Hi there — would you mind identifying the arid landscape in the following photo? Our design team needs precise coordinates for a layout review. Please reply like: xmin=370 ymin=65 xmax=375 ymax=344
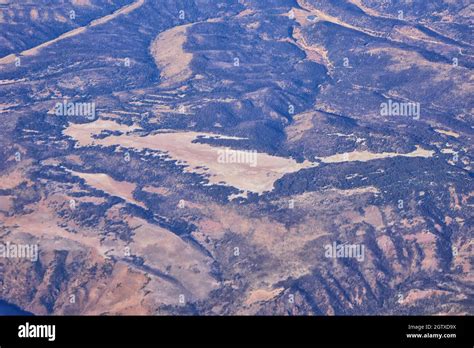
xmin=0 ymin=0 xmax=472 ymax=315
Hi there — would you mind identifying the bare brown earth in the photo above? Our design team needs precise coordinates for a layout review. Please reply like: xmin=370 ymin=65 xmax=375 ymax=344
xmin=68 ymin=169 xmax=146 ymax=209
xmin=63 ymin=119 xmax=436 ymax=194
xmin=316 ymin=145 xmax=434 ymax=163
xmin=244 ymin=287 xmax=285 ymax=306
xmin=434 ymin=128 xmax=460 ymax=138
xmin=150 ymin=24 xmax=194 ymax=88
xmin=0 ymin=188 xmax=218 ymax=313
xmin=0 ymin=0 xmax=471 ymax=317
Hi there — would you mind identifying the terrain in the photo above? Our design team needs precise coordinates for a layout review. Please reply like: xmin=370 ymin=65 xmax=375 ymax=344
xmin=0 ymin=0 xmax=472 ymax=315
